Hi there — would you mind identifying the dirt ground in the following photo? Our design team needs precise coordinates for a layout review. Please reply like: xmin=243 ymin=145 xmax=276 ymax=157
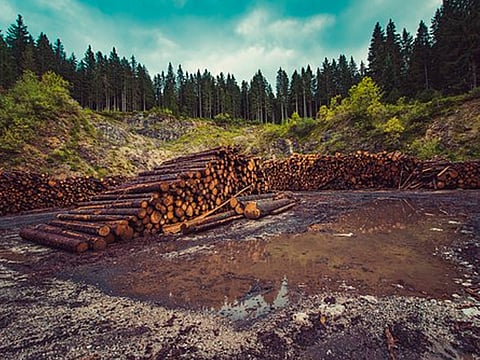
xmin=0 ymin=190 xmax=479 ymax=359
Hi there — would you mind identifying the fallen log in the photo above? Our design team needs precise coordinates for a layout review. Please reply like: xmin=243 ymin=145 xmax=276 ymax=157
xmin=182 ymin=214 xmax=244 ymax=234
xmin=48 ymin=219 xmax=111 ymax=237
xmin=244 ymin=198 xmax=297 ymax=220
xmin=56 ymin=213 xmax=131 ymax=222
xmin=20 ymin=227 xmax=89 ymax=253
xmin=35 ymin=224 xmax=107 ymax=251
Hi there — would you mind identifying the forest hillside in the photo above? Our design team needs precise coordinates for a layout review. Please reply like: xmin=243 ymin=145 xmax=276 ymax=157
xmin=1 ymin=72 xmax=479 ymax=177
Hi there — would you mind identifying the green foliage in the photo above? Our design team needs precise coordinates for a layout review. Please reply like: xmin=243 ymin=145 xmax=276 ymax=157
xmin=0 ymin=71 xmax=79 ymax=155
xmin=381 ymin=116 xmax=405 ymax=135
xmin=345 ymin=77 xmax=384 ymax=118
xmin=290 ymin=111 xmax=301 ymax=123
xmin=410 ymin=138 xmax=443 ymax=159
xmin=317 ymin=77 xmax=386 ymax=131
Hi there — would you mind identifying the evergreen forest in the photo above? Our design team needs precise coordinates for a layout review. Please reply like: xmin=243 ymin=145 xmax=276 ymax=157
xmin=0 ymin=0 xmax=478 ymax=124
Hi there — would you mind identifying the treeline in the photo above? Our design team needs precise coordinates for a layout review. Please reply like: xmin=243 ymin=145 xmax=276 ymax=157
xmin=0 ymin=0 xmax=478 ymax=122
xmin=368 ymin=0 xmax=480 ymax=100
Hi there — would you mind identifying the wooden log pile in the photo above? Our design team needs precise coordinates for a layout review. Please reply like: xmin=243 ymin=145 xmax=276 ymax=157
xmin=263 ymin=151 xmax=480 ymax=191
xmin=400 ymin=159 xmax=480 ymax=190
xmin=263 ymin=151 xmax=418 ymax=191
xmin=0 ymin=170 xmax=125 ymax=216
xmin=20 ymin=147 xmax=270 ymax=252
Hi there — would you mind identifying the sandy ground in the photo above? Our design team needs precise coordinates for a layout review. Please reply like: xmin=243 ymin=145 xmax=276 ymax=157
xmin=0 ymin=190 xmax=479 ymax=359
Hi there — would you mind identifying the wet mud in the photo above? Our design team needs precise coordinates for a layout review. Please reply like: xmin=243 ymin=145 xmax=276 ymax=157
xmin=1 ymin=190 xmax=479 ymax=359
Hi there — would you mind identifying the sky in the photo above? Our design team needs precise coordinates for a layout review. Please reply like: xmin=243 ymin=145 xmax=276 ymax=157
xmin=1 ymin=0 xmax=442 ymax=83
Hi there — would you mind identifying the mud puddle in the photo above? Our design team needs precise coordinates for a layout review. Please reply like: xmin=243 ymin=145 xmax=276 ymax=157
xmin=69 ymin=197 xmax=470 ymax=321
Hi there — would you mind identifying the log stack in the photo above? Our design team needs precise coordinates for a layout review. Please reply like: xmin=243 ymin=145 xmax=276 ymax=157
xmin=400 ymin=159 xmax=480 ymax=190
xmin=263 ymin=151 xmax=418 ymax=191
xmin=0 ymin=171 xmax=124 ymax=216
xmin=263 ymin=151 xmax=480 ymax=191
xmin=20 ymin=147 xmax=269 ymax=252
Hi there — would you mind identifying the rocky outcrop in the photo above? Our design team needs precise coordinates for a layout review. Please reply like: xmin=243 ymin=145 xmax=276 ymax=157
xmin=125 ymin=113 xmax=195 ymax=141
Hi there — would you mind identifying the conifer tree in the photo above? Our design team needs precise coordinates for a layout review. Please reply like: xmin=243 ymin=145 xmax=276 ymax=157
xmin=5 ymin=14 xmax=30 ymax=78
xmin=276 ymin=68 xmax=289 ymax=123
xmin=408 ymin=21 xmax=432 ymax=96
xmin=0 ymin=31 xmax=15 ymax=88
xmin=367 ymin=22 xmax=387 ymax=87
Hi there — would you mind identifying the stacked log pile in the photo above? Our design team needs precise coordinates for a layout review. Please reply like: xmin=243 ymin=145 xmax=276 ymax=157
xmin=263 ymin=151 xmax=418 ymax=191
xmin=263 ymin=151 xmax=480 ymax=191
xmin=0 ymin=171 xmax=124 ymax=216
xmin=400 ymin=159 xmax=480 ymax=190
xmin=20 ymin=147 xmax=271 ymax=252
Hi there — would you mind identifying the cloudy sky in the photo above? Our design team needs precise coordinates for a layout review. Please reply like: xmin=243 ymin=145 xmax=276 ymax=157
xmin=1 ymin=0 xmax=441 ymax=83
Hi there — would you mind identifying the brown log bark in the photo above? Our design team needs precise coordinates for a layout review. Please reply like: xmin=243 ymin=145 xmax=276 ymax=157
xmin=244 ymin=198 xmax=297 ymax=219
xmin=20 ymin=227 xmax=89 ymax=253
xmin=56 ymin=213 xmax=131 ymax=222
xmin=35 ymin=224 xmax=107 ymax=250
xmin=48 ymin=219 xmax=111 ymax=237
xmin=182 ymin=214 xmax=244 ymax=234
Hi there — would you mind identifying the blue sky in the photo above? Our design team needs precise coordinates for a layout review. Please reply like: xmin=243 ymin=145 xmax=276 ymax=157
xmin=1 ymin=0 xmax=441 ymax=83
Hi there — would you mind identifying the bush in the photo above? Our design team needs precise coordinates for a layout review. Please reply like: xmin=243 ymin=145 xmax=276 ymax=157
xmin=0 ymin=71 xmax=79 ymax=154
xmin=410 ymin=138 xmax=443 ymax=159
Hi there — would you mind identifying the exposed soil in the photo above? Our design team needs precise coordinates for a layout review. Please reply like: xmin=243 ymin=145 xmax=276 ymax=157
xmin=0 ymin=190 xmax=479 ymax=359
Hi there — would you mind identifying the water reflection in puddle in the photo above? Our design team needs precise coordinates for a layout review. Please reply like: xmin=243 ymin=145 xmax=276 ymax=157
xmin=219 ymin=276 xmax=289 ymax=321
xmin=74 ymin=198 xmax=468 ymax=320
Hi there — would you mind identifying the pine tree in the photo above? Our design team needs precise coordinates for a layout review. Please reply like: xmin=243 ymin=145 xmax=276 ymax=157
xmin=250 ymin=70 xmax=267 ymax=122
xmin=183 ymin=73 xmax=197 ymax=117
xmin=408 ymin=21 xmax=433 ymax=96
xmin=240 ymin=80 xmax=249 ymax=120
xmin=0 ymin=31 xmax=15 ymax=88
xmin=316 ymin=58 xmax=334 ymax=106
xmin=400 ymin=28 xmax=414 ymax=93
xmin=163 ymin=62 xmax=177 ymax=113
xmin=80 ymin=45 xmax=96 ymax=108
xmin=21 ymin=36 xmax=36 ymax=74
xmin=137 ymin=64 xmax=154 ymax=111
xmin=5 ymin=14 xmax=30 ymax=78
xmin=432 ymin=0 xmax=480 ymax=92
xmin=176 ymin=64 xmax=186 ymax=115
xmin=276 ymin=68 xmax=289 ymax=123
xmin=289 ymin=70 xmax=302 ymax=116
xmin=384 ymin=19 xmax=402 ymax=100
xmin=367 ymin=22 xmax=387 ymax=87
xmin=225 ymin=74 xmax=241 ymax=119
xmin=336 ymin=55 xmax=351 ymax=97
xmin=35 ymin=32 xmax=55 ymax=75
xmin=301 ymin=65 xmax=314 ymax=117
xmin=108 ymin=47 xmax=122 ymax=110
xmin=53 ymin=38 xmax=67 ymax=74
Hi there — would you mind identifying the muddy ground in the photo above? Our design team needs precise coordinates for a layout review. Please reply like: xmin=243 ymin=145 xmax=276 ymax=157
xmin=0 ymin=190 xmax=479 ymax=359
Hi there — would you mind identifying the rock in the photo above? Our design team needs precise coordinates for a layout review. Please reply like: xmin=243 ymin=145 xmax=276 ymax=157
xmin=292 ymin=312 xmax=311 ymax=326
xmin=462 ymin=307 xmax=480 ymax=318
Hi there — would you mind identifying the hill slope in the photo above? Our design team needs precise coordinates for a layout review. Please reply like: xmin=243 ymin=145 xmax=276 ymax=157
xmin=1 ymin=73 xmax=479 ymax=177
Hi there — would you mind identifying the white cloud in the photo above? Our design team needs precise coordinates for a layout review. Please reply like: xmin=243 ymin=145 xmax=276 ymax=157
xmin=235 ymin=7 xmax=335 ymax=48
xmin=184 ymin=44 xmax=298 ymax=83
xmin=4 ymin=0 xmax=178 ymax=70
xmin=0 ymin=1 xmax=17 ymax=27
xmin=2 ymin=0 xmax=445 ymax=84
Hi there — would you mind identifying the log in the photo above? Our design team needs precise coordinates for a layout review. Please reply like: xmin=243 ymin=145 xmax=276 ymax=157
xmin=48 ymin=220 xmax=111 ymax=237
xmin=67 ymin=208 xmax=141 ymax=216
xmin=20 ymin=227 xmax=89 ymax=253
xmin=56 ymin=213 xmax=131 ymax=222
xmin=35 ymin=224 xmax=107 ymax=251
xmin=90 ymin=193 xmax=155 ymax=201
xmin=182 ymin=214 xmax=244 ymax=234
xmin=244 ymin=198 xmax=297 ymax=220
xmin=75 ymin=199 xmax=150 ymax=210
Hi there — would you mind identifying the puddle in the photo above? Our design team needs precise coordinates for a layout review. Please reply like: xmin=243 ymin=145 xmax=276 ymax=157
xmin=71 ymin=198 xmax=467 ymax=320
